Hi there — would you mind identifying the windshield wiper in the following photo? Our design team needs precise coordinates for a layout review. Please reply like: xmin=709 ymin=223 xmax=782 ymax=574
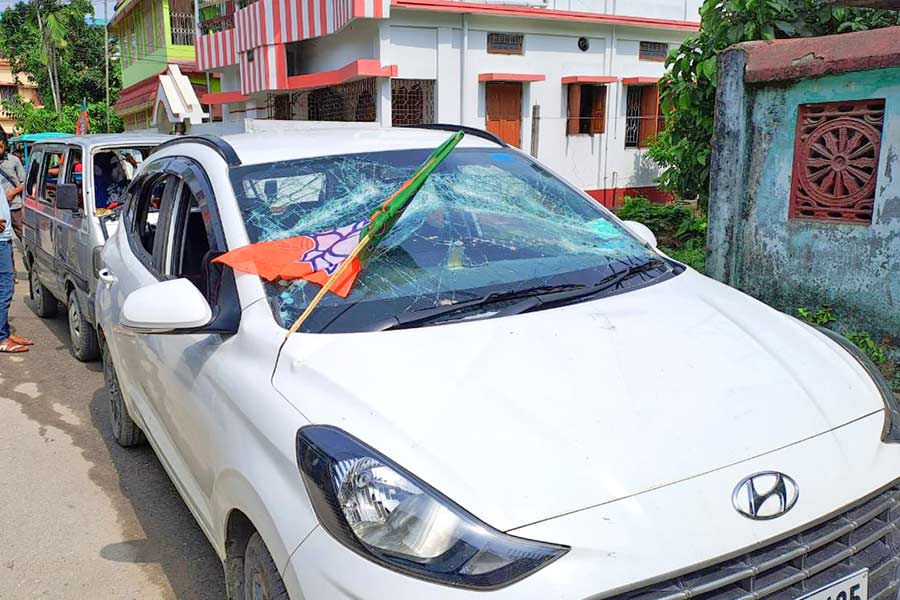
xmin=374 ymin=259 xmax=668 ymax=331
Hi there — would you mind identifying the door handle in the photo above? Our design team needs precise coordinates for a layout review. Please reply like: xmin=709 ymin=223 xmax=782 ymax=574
xmin=98 ymin=268 xmax=118 ymax=287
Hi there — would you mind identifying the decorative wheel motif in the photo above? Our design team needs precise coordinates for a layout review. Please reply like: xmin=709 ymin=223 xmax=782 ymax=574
xmin=790 ymin=100 xmax=884 ymax=224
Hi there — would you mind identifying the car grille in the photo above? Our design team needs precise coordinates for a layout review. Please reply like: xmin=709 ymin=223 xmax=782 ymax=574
xmin=620 ymin=483 xmax=900 ymax=600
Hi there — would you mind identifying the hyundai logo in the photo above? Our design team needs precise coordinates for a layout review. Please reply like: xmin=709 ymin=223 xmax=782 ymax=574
xmin=732 ymin=472 xmax=799 ymax=520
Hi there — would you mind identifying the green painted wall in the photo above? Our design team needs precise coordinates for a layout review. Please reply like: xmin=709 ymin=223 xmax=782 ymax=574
xmin=708 ymin=56 xmax=900 ymax=339
xmin=113 ymin=0 xmax=197 ymax=89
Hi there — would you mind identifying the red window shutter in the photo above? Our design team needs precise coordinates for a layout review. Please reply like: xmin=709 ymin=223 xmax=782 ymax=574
xmin=589 ymin=86 xmax=606 ymax=135
xmin=638 ymin=86 xmax=660 ymax=147
xmin=567 ymin=84 xmax=581 ymax=135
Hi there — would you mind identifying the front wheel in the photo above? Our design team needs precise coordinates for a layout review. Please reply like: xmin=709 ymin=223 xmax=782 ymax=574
xmin=68 ymin=291 xmax=99 ymax=362
xmin=243 ymin=533 xmax=289 ymax=600
xmin=29 ymin=268 xmax=57 ymax=318
xmin=102 ymin=341 xmax=145 ymax=447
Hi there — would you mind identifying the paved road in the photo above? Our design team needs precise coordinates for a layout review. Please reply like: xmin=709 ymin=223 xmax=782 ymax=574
xmin=0 ymin=250 xmax=226 ymax=599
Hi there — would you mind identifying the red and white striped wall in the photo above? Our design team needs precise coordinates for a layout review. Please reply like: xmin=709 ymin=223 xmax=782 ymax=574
xmin=196 ymin=0 xmax=390 ymax=94
xmin=196 ymin=29 xmax=237 ymax=71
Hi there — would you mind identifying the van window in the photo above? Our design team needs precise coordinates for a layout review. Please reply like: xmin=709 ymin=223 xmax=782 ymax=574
xmin=64 ymin=148 xmax=84 ymax=210
xmin=39 ymin=150 xmax=65 ymax=205
xmin=25 ymin=150 xmax=43 ymax=198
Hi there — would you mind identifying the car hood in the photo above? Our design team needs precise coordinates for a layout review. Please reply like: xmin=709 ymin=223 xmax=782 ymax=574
xmin=273 ymin=270 xmax=884 ymax=531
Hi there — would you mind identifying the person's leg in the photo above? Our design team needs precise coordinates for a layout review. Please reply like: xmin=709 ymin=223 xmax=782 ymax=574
xmin=0 ymin=241 xmax=12 ymax=341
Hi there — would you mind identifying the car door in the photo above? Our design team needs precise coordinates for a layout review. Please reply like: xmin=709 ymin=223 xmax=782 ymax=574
xmin=102 ymin=157 xmax=234 ymax=534
xmin=100 ymin=161 xmax=183 ymax=481
xmin=36 ymin=146 xmax=67 ymax=299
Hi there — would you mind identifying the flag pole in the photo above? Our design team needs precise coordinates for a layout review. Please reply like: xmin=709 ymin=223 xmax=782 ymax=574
xmin=285 ymin=232 xmax=372 ymax=338
xmin=283 ymin=130 xmax=465 ymax=338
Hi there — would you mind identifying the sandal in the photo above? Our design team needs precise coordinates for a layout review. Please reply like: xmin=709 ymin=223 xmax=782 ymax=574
xmin=8 ymin=334 xmax=33 ymax=346
xmin=0 ymin=338 xmax=29 ymax=353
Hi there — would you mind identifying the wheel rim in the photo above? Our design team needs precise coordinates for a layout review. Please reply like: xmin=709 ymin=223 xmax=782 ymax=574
xmin=69 ymin=299 xmax=81 ymax=344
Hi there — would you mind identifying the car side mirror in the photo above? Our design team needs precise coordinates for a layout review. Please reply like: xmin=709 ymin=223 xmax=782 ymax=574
xmin=121 ymin=278 xmax=213 ymax=334
xmin=622 ymin=220 xmax=658 ymax=248
xmin=56 ymin=182 xmax=80 ymax=211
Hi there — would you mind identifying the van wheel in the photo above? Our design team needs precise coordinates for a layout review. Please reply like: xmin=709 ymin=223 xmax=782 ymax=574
xmin=68 ymin=290 xmax=100 ymax=362
xmin=243 ymin=533 xmax=289 ymax=600
xmin=102 ymin=342 xmax=145 ymax=447
xmin=29 ymin=268 xmax=57 ymax=318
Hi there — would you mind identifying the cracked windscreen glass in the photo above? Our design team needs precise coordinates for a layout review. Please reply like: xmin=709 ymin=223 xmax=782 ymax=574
xmin=230 ymin=147 xmax=666 ymax=333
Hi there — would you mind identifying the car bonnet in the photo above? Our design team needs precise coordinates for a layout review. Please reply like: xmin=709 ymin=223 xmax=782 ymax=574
xmin=273 ymin=270 xmax=885 ymax=531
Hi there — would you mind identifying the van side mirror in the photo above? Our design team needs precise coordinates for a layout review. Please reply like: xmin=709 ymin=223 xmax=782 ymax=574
xmin=56 ymin=182 xmax=80 ymax=211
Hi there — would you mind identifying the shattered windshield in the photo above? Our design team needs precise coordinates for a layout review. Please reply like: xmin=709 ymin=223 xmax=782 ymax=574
xmin=230 ymin=147 xmax=664 ymax=333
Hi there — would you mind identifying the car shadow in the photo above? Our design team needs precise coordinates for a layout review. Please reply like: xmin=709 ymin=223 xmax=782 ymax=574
xmin=89 ymin=388 xmax=226 ymax=599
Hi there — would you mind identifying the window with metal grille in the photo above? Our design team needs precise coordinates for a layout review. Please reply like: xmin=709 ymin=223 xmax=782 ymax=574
xmin=624 ymin=85 xmax=662 ymax=148
xmin=169 ymin=0 xmax=195 ymax=46
xmin=301 ymin=78 xmax=377 ymax=122
xmin=487 ymin=32 xmax=524 ymax=55
xmin=566 ymin=84 xmax=607 ymax=135
xmin=639 ymin=41 xmax=668 ymax=62
xmin=789 ymin=99 xmax=884 ymax=224
xmin=391 ymin=79 xmax=435 ymax=126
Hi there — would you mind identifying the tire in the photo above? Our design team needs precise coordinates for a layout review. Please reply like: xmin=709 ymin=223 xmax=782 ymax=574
xmin=29 ymin=267 xmax=58 ymax=318
xmin=243 ymin=533 xmax=289 ymax=600
xmin=102 ymin=341 xmax=145 ymax=447
xmin=68 ymin=290 xmax=100 ymax=362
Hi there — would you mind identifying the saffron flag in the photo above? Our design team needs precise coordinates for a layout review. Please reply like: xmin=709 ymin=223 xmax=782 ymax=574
xmin=214 ymin=130 xmax=465 ymax=298
xmin=75 ymin=99 xmax=89 ymax=135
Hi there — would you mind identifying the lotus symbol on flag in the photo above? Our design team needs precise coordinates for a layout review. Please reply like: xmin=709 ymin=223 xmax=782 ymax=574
xmin=300 ymin=219 xmax=367 ymax=275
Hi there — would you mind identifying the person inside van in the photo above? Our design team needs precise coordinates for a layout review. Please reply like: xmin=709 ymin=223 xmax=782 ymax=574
xmin=94 ymin=152 xmax=128 ymax=210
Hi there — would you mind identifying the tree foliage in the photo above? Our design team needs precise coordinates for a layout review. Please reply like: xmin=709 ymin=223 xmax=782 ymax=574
xmin=649 ymin=0 xmax=900 ymax=208
xmin=1 ymin=98 xmax=123 ymax=134
xmin=0 ymin=0 xmax=122 ymax=110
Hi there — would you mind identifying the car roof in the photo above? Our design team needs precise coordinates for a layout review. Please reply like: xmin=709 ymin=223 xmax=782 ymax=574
xmin=217 ymin=126 xmax=503 ymax=166
xmin=31 ymin=133 xmax=171 ymax=149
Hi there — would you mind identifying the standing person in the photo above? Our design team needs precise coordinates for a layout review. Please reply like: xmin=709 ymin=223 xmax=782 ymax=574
xmin=0 ymin=134 xmax=25 ymax=283
xmin=0 ymin=174 xmax=32 ymax=353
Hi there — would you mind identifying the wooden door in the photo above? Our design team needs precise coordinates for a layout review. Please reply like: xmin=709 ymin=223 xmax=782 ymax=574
xmin=486 ymin=82 xmax=522 ymax=148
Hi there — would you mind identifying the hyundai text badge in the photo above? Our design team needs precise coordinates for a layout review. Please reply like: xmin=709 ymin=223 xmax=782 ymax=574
xmin=732 ymin=471 xmax=799 ymax=520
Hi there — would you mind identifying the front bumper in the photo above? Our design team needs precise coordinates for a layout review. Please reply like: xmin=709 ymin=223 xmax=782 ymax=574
xmin=284 ymin=412 xmax=900 ymax=599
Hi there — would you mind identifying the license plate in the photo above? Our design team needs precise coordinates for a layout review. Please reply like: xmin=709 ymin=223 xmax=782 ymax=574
xmin=799 ymin=569 xmax=868 ymax=600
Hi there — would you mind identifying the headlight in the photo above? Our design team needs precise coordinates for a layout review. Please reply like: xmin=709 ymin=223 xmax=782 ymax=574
xmin=817 ymin=327 xmax=900 ymax=442
xmin=296 ymin=426 xmax=568 ymax=589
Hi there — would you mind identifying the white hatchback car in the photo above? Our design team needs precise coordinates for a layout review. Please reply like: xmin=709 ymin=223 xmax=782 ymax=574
xmin=95 ymin=127 xmax=900 ymax=600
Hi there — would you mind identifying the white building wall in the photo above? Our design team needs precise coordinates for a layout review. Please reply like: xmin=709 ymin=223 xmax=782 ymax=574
xmin=545 ymin=0 xmax=702 ymax=21
xmin=208 ymin=5 xmax=697 ymax=196
xmin=379 ymin=14 xmax=691 ymax=194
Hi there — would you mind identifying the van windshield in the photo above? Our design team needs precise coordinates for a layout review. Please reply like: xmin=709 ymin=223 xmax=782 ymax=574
xmin=93 ymin=147 xmax=152 ymax=213
xmin=230 ymin=147 xmax=669 ymax=333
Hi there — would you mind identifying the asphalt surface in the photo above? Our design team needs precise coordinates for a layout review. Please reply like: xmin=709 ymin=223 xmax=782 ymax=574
xmin=0 ymin=248 xmax=226 ymax=599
